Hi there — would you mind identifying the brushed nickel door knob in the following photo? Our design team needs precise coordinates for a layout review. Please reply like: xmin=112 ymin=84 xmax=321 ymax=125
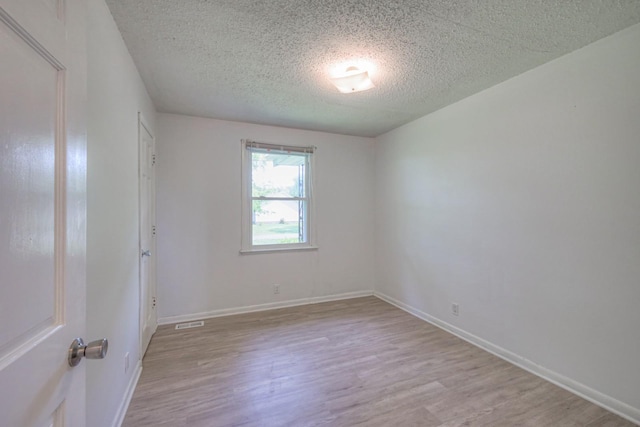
xmin=68 ymin=338 xmax=109 ymax=367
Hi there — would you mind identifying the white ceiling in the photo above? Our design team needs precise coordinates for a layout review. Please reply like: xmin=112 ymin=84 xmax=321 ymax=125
xmin=105 ymin=1 xmax=640 ymax=137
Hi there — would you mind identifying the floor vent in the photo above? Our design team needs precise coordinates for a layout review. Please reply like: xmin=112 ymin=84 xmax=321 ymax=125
xmin=175 ymin=320 xmax=204 ymax=330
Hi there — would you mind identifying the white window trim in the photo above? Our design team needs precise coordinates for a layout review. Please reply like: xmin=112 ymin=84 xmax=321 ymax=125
xmin=240 ymin=139 xmax=317 ymax=254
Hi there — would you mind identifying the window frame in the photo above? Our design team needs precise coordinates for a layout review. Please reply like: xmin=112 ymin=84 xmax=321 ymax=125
xmin=240 ymin=140 xmax=317 ymax=254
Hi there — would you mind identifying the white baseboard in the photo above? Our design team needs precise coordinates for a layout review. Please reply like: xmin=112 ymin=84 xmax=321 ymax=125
xmin=374 ymin=291 xmax=640 ymax=426
xmin=157 ymin=290 xmax=374 ymax=325
xmin=112 ymin=362 xmax=142 ymax=427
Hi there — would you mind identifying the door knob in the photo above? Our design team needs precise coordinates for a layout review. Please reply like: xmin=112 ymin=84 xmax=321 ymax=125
xmin=141 ymin=250 xmax=151 ymax=257
xmin=68 ymin=338 xmax=108 ymax=367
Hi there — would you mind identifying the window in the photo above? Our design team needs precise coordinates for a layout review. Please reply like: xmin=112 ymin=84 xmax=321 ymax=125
xmin=241 ymin=140 xmax=316 ymax=252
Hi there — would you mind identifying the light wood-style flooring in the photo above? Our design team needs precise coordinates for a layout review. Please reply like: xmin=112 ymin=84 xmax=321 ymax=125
xmin=123 ymin=297 xmax=636 ymax=426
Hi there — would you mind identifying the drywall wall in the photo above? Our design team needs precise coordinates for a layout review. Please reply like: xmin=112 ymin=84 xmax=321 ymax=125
xmin=375 ymin=23 xmax=640 ymax=421
xmin=86 ymin=0 xmax=156 ymax=425
xmin=156 ymin=114 xmax=375 ymax=321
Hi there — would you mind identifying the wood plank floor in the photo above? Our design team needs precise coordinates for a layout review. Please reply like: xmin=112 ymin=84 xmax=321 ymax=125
xmin=123 ymin=297 xmax=636 ymax=426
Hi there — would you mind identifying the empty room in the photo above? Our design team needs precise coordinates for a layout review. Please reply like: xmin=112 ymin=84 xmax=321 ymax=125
xmin=1 ymin=0 xmax=639 ymax=426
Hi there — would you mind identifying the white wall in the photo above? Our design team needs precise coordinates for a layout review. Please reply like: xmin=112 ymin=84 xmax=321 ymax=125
xmin=375 ymin=23 xmax=640 ymax=421
xmin=87 ymin=0 xmax=156 ymax=425
xmin=156 ymin=114 xmax=375 ymax=321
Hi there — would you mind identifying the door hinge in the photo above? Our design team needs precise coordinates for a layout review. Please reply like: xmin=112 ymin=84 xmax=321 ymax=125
xmin=152 ymin=225 xmax=157 ymax=236
xmin=152 ymin=297 xmax=157 ymax=308
xmin=152 ymin=154 xmax=156 ymax=166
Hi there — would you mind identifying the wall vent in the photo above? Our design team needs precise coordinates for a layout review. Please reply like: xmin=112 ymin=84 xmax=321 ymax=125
xmin=175 ymin=320 xmax=204 ymax=330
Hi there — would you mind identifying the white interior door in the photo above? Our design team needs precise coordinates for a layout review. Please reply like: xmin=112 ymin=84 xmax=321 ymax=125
xmin=139 ymin=114 xmax=157 ymax=356
xmin=0 ymin=0 xmax=87 ymax=426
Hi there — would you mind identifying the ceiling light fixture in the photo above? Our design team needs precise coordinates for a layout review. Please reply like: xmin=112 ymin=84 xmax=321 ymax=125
xmin=329 ymin=66 xmax=375 ymax=93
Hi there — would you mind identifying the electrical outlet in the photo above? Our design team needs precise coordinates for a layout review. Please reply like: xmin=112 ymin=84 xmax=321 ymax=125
xmin=124 ymin=352 xmax=130 ymax=374
xmin=452 ymin=303 xmax=459 ymax=316
xmin=273 ymin=284 xmax=280 ymax=295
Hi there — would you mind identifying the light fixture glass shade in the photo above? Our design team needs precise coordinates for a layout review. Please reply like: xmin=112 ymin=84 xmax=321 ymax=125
xmin=330 ymin=67 xmax=375 ymax=93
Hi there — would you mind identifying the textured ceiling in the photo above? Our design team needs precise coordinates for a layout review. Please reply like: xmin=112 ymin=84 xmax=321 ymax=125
xmin=105 ymin=0 xmax=640 ymax=137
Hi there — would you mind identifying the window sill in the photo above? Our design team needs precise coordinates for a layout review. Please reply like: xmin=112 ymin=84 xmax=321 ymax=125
xmin=240 ymin=246 xmax=319 ymax=255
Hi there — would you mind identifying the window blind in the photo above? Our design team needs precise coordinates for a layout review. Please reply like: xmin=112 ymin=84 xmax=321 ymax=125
xmin=243 ymin=139 xmax=315 ymax=154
